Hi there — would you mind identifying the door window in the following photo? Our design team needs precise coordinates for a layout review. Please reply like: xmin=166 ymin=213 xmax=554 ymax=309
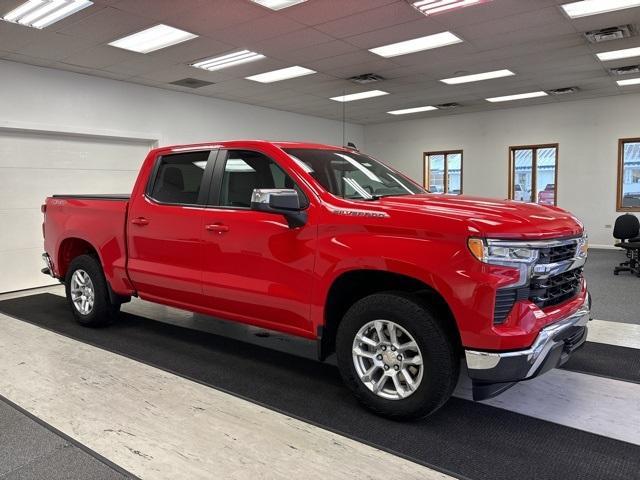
xmin=218 ymin=150 xmax=307 ymax=208
xmin=149 ymin=151 xmax=210 ymax=205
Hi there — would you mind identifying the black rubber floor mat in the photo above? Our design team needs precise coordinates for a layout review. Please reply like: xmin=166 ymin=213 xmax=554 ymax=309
xmin=1 ymin=293 xmax=639 ymax=480
xmin=562 ymin=341 xmax=640 ymax=384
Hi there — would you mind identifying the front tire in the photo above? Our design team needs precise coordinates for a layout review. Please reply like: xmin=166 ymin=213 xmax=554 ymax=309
xmin=65 ymin=254 xmax=119 ymax=327
xmin=336 ymin=292 xmax=459 ymax=419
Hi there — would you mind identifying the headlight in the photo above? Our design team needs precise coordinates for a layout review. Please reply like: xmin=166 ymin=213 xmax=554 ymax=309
xmin=468 ymin=238 xmax=539 ymax=288
xmin=467 ymin=238 xmax=538 ymax=265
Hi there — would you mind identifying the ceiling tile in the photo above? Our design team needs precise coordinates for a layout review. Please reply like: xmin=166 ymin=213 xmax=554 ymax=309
xmin=314 ymin=1 xmax=418 ymax=38
xmin=57 ymin=6 xmax=154 ymax=44
xmin=279 ymin=0 xmax=400 ymax=26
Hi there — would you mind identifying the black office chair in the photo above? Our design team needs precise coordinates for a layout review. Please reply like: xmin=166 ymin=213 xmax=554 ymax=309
xmin=613 ymin=214 xmax=640 ymax=276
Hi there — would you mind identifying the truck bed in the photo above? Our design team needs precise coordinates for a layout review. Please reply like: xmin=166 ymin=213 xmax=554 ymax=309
xmin=43 ymin=195 xmax=130 ymax=294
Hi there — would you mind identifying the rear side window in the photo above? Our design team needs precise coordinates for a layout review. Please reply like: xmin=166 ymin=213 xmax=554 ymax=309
xmin=149 ymin=151 xmax=210 ymax=205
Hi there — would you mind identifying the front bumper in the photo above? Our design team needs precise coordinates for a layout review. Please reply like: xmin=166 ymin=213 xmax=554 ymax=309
xmin=465 ymin=293 xmax=591 ymax=400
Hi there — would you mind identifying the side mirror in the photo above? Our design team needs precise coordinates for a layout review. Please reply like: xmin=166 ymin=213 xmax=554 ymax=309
xmin=250 ymin=189 xmax=307 ymax=228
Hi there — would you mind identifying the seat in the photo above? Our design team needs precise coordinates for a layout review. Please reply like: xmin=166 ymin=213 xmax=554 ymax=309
xmin=613 ymin=214 xmax=640 ymax=276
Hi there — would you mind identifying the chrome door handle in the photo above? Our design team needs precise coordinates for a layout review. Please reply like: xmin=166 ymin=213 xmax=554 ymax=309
xmin=205 ymin=223 xmax=229 ymax=234
xmin=131 ymin=217 xmax=149 ymax=226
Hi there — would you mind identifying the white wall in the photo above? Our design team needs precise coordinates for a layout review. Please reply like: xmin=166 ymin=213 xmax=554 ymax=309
xmin=0 ymin=59 xmax=363 ymax=149
xmin=364 ymin=95 xmax=640 ymax=247
xmin=0 ymin=59 xmax=363 ymax=291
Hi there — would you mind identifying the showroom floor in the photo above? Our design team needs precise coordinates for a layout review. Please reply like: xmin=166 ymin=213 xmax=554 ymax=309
xmin=0 ymin=249 xmax=638 ymax=480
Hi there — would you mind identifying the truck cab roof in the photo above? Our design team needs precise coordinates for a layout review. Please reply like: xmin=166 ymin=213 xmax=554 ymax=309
xmin=155 ymin=140 xmax=354 ymax=156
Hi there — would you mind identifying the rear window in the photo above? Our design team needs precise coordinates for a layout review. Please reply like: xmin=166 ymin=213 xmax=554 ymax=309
xmin=149 ymin=151 xmax=210 ymax=205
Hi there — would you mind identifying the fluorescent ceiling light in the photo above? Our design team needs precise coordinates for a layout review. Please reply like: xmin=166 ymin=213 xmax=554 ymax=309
xmin=596 ymin=46 xmax=640 ymax=61
xmin=618 ymin=77 xmax=640 ymax=86
xmin=330 ymin=90 xmax=389 ymax=102
xmin=192 ymin=50 xmax=265 ymax=72
xmin=246 ymin=66 xmax=316 ymax=83
xmin=109 ymin=24 xmax=198 ymax=54
xmin=561 ymin=0 xmax=640 ymax=18
xmin=388 ymin=105 xmax=437 ymax=115
xmin=411 ymin=0 xmax=491 ymax=16
xmin=250 ymin=0 xmax=307 ymax=10
xmin=369 ymin=31 xmax=463 ymax=58
xmin=2 ymin=0 xmax=92 ymax=29
xmin=486 ymin=91 xmax=548 ymax=102
xmin=441 ymin=69 xmax=515 ymax=84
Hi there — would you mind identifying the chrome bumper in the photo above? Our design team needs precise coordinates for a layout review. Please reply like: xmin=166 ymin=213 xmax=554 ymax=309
xmin=465 ymin=293 xmax=591 ymax=400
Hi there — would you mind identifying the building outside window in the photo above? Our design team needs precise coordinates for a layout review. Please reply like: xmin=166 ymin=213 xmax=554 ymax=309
xmin=424 ymin=150 xmax=463 ymax=194
xmin=509 ymin=144 xmax=558 ymax=205
xmin=618 ymin=139 xmax=640 ymax=211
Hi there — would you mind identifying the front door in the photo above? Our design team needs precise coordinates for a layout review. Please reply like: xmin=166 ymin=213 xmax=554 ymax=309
xmin=200 ymin=149 xmax=316 ymax=336
xmin=127 ymin=149 xmax=216 ymax=308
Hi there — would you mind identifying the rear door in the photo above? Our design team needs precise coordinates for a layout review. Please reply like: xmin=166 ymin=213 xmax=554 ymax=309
xmin=127 ymin=149 xmax=217 ymax=308
xmin=200 ymin=148 xmax=317 ymax=336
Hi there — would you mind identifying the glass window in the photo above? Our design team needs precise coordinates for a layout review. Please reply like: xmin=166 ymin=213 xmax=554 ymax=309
xmin=509 ymin=145 xmax=557 ymax=205
xmin=424 ymin=151 xmax=463 ymax=194
xmin=618 ymin=139 xmax=640 ymax=211
xmin=219 ymin=150 xmax=306 ymax=208
xmin=283 ymin=148 xmax=425 ymax=200
xmin=149 ymin=151 xmax=209 ymax=205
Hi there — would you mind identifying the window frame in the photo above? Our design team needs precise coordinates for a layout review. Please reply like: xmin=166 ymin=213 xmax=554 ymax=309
xmin=423 ymin=150 xmax=464 ymax=194
xmin=209 ymin=148 xmax=309 ymax=210
xmin=508 ymin=143 xmax=559 ymax=206
xmin=617 ymin=137 xmax=640 ymax=212
xmin=145 ymin=149 xmax=218 ymax=207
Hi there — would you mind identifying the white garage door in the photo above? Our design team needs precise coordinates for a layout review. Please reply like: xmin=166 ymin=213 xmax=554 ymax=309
xmin=0 ymin=130 xmax=154 ymax=293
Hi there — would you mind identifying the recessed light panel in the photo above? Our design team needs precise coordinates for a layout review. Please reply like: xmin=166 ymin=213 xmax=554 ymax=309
xmin=440 ymin=69 xmax=515 ymax=84
xmin=561 ymin=0 xmax=640 ymax=19
xmin=250 ymin=0 xmax=307 ymax=10
xmin=2 ymin=0 xmax=93 ymax=29
xmin=388 ymin=105 xmax=437 ymax=115
xmin=410 ymin=0 xmax=492 ymax=16
xmin=246 ymin=66 xmax=316 ymax=83
xmin=597 ymin=46 xmax=640 ymax=61
xmin=192 ymin=51 xmax=266 ymax=72
xmin=369 ymin=31 xmax=463 ymax=58
xmin=109 ymin=24 xmax=198 ymax=54
xmin=486 ymin=91 xmax=548 ymax=102
xmin=618 ymin=77 xmax=640 ymax=86
xmin=331 ymin=90 xmax=389 ymax=102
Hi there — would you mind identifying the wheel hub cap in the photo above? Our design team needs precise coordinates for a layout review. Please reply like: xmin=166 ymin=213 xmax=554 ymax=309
xmin=70 ymin=269 xmax=95 ymax=315
xmin=352 ymin=319 xmax=424 ymax=400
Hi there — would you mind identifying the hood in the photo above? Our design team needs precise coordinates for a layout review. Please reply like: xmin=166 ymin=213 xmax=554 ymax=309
xmin=375 ymin=194 xmax=583 ymax=240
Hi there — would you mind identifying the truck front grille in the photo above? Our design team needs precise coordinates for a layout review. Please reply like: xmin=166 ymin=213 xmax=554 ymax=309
xmin=493 ymin=268 xmax=583 ymax=324
xmin=529 ymin=268 xmax=583 ymax=309
xmin=537 ymin=242 xmax=577 ymax=264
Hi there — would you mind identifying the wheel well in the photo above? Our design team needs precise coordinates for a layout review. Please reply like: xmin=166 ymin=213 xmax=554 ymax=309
xmin=319 ymin=270 xmax=460 ymax=360
xmin=57 ymin=238 xmax=98 ymax=278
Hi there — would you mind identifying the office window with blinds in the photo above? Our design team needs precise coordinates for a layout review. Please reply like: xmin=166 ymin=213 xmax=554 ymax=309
xmin=509 ymin=144 xmax=558 ymax=205
xmin=424 ymin=150 xmax=463 ymax=194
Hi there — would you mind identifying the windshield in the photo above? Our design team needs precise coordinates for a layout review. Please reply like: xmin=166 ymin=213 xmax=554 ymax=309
xmin=283 ymin=148 xmax=426 ymax=200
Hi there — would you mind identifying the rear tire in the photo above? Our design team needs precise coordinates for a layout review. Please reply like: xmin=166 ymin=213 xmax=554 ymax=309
xmin=336 ymin=292 xmax=459 ymax=420
xmin=65 ymin=254 xmax=119 ymax=327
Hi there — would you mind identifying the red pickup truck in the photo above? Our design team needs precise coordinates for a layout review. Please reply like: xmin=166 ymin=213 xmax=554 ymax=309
xmin=42 ymin=140 xmax=590 ymax=419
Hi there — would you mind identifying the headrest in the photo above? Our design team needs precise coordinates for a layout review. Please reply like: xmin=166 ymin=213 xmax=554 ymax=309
xmin=163 ymin=166 xmax=184 ymax=190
